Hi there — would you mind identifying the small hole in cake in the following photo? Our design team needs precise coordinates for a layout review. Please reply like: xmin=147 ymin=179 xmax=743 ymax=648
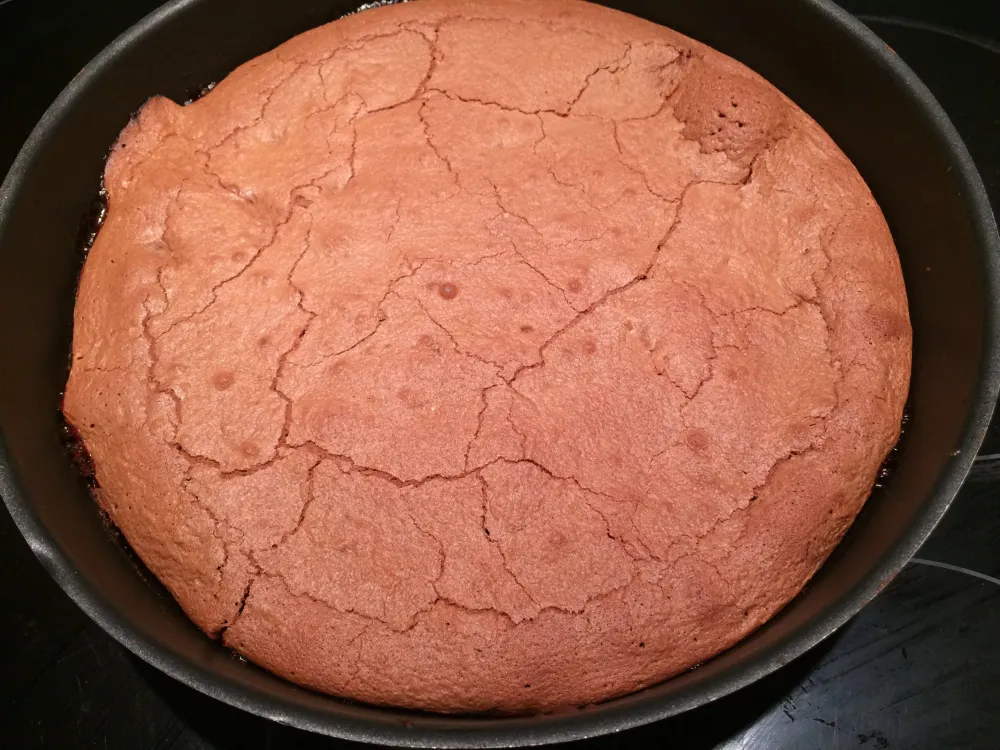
xmin=520 ymin=324 xmax=534 ymax=333
xmin=524 ymin=683 xmax=532 ymax=689
xmin=685 ymin=428 xmax=710 ymax=451
xmin=743 ymin=610 xmax=750 ymax=618
xmin=213 ymin=371 xmax=235 ymax=390
xmin=484 ymin=527 xmax=491 ymax=537
xmin=438 ymin=282 xmax=459 ymax=300
xmin=639 ymin=641 xmax=645 ymax=648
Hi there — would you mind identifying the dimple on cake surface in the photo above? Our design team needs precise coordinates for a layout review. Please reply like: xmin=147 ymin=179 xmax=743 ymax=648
xmin=63 ymin=0 xmax=911 ymax=713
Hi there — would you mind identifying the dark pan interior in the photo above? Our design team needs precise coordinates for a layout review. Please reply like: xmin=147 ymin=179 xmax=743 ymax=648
xmin=0 ymin=0 xmax=997 ymax=747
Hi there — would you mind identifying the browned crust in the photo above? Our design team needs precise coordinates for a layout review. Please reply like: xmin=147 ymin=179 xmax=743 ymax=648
xmin=63 ymin=0 xmax=911 ymax=713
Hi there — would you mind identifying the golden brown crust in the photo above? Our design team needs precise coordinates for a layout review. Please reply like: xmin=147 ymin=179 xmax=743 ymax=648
xmin=63 ymin=0 xmax=910 ymax=713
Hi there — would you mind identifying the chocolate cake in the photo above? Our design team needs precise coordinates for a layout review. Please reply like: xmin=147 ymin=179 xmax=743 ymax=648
xmin=63 ymin=0 xmax=911 ymax=713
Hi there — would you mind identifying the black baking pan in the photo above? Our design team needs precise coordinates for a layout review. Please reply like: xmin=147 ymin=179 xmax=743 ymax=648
xmin=1 ymin=0 xmax=998 ymax=746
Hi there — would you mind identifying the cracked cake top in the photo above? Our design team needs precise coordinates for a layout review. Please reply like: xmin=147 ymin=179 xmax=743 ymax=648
xmin=63 ymin=0 xmax=911 ymax=713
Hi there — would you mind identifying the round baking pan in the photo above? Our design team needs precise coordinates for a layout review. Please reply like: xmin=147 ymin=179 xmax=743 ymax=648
xmin=1 ymin=0 xmax=998 ymax=746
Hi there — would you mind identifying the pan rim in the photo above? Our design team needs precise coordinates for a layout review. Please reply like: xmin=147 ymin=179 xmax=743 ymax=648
xmin=1 ymin=0 xmax=998 ymax=746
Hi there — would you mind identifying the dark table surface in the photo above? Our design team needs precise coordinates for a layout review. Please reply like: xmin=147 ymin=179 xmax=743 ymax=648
xmin=1 ymin=0 xmax=999 ymax=748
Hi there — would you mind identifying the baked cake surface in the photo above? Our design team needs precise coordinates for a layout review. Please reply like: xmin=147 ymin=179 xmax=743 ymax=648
xmin=63 ymin=0 xmax=911 ymax=713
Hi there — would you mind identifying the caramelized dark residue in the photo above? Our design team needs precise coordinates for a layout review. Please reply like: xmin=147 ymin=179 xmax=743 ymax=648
xmin=60 ymin=178 xmax=108 ymax=492
xmin=873 ymin=401 xmax=911 ymax=491
xmin=60 ymin=422 xmax=98 ymax=490
xmin=182 ymin=81 xmax=217 ymax=106
xmin=75 ymin=180 xmax=108 ymax=261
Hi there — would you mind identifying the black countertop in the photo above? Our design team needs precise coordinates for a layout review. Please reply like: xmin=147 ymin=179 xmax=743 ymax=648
xmin=1 ymin=1 xmax=998 ymax=747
